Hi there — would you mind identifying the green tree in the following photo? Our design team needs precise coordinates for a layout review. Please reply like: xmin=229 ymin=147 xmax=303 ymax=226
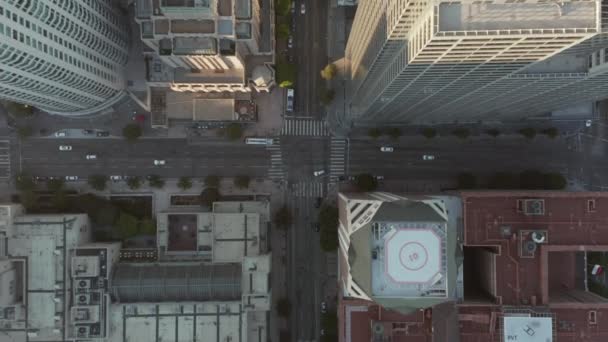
xmin=148 ymin=175 xmax=165 ymax=189
xmin=457 ymin=173 xmax=477 ymax=189
xmin=276 ymin=297 xmax=292 ymax=318
xmin=234 ymin=175 xmax=251 ymax=189
xmin=320 ymin=88 xmax=336 ymax=105
xmin=139 ymin=218 xmax=157 ymax=235
xmin=276 ymin=57 xmax=296 ymax=88
xmin=541 ymin=127 xmax=559 ymax=139
xmin=452 ymin=128 xmax=470 ymax=140
xmin=88 ymin=174 xmax=108 ymax=191
xmin=178 ymin=176 xmax=193 ymax=191
xmin=204 ymin=175 xmax=220 ymax=188
xmin=95 ymin=204 xmax=119 ymax=226
xmin=485 ymin=128 xmax=501 ymax=138
xmin=319 ymin=205 xmax=339 ymax=252
xmin=543 ymin=172 xmax=567 ymax=190
xmin=386 ymin=127 xmax=402 ymax=140
xmin=368 ymin=128 xmax=381 ymax=139
xmin=488 ymin=172 xmax=519 ymax=189
xmin=354 ymin=173 xmax=378 ymax=192
xmin=273 ymin=205 xmax=293 ymax=230
xmin=6 ymin=102 xmax=34 ymax=117
xmin=200 ymin=187 xmax=221 ymax=208
xmin=122 ymin=123 xmax=142 ymax=142
xmin=421 ymin=127 xmax=437 ymax=139
xmin=17 ymin=126 xmax=33 ymax=139
xmin=115 ymin=212 xmax=139 ymax=240
xmin=277 ymin=23 xmax=290 ymax=39
xmin=519 ymin=169 xmax=545 ymax=189
xmin=15 ymin=172 xmax=36 ymax=192
xmin=20 ymin=190 xmax=39 ymax=212
xmin=226 ymin=123 xmax=243 ymax=141
xmin=50 ymin=190 xmax=69 ymax=212
xmin=518 ymin=127 xmax=537 ymax=140
xmin=127 ymin=176 xmax=142 ymax=190
xmin=47 ymin=178 xmax=65 ymax=192
xmin=320 ymin=63 xmax=337 ymax=80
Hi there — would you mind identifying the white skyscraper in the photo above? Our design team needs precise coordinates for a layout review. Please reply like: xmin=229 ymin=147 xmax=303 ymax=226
xmin=345 ymin=0 xmax=608 ymax=124
xmin=0 ymin=0 xmax=129 ymax=116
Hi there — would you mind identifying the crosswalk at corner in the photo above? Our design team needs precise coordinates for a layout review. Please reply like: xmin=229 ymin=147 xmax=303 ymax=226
xmin=290 ymin=182 xmax=324 ymax=198
xmin=281 ymin=119 xmax=330 ymax=136
xmin=0 ymin=140 xmax=10 ymax=180
xmin=266 ymin=143 xmax=285 ymax=181
xmin=329 ymin=138 xmax=346 ymax=183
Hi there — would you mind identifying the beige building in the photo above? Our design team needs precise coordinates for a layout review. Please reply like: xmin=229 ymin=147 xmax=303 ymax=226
xmin=345 ymin=0 xmax=608 ymax=124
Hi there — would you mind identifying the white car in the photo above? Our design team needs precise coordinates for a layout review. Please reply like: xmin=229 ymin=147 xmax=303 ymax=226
xmin=54 ymin=131 xmax=67 ymax=137
xmin=313 ymin=170 xmax=325 ymax=177
xmin=65 ymin=176 xmax=78 ymax=181
xmin=85 ymin=154 xmax=97 ymax=160
xmin=321 ymin=302 xmax=327 ymax=313
xmin=59 ymin=145 xmax=72 ymax=151
xmin=380 ymin=146 xmax=394 ymax=152
xmin=154 ymin=160 xmax=166 ymax=166
xmin=586 ymin=119 xmax=592 ymax=127
xmin=375 ymin=175 xmax=384 ymax=180
xmin=422 ymin=155 xmax=435 ymax=161
xmin=287 ymin=36 xmax=293 ymax=49
xmin=300 ymin=3 xmax=305 ymax=14
xmin=110 ymin=175 xmax=122 ymax=182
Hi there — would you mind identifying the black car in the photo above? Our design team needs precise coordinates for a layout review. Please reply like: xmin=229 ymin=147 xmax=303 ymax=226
xmin=96 ymin=131 xmax=110 ymax=137
xmin=313 ymin=223 xmax=320 ymax=232
xmin=83 ymin=129 xmax=94 ymax=135
xmin=315 ymin=197 xmax=323 ymax=208
xmin=338 ymin=175 xmax=346 ymax=181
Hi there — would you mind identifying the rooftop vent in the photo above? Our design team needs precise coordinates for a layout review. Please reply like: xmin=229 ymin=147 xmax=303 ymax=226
xmin=531 ymin=231 xmax=547 ymax=244
xmin=524 ymin=199 xmax=545 ymax=216
xmin=76 ymin=326 xmax=90 ymax=338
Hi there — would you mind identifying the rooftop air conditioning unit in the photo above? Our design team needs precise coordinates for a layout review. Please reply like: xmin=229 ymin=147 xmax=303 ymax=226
xmin=76 ymin=326 xmax=90 ymax=338
xmin=524 ymin=199 xmax=545 ymax=216
xmin=531 ymin=231 xmax=547 ymax=244
xmin=76 ymin=294 xmax=90 ymax=305
xmin=77 ymin=279 xmax=91 ymax=290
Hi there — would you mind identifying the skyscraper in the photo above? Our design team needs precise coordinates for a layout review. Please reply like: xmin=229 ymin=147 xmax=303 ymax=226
xmin=0 ymin=0 xmax=129 ymax=116
xmin=345 ymin=0 xmax=608 ymax=124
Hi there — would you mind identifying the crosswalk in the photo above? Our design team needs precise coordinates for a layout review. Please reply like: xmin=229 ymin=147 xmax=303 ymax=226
xmin=0 ymin=140 xmax=10 ymax=180
xmin=329 ymin=138 xmax=346 ymax=182
xmin=290 ymin=182 xmax=324 ymax=198
xmin=281 ymin=119 xmax=330 ymax=136
xmin=266 ymin=143 xmax=285 ymax=181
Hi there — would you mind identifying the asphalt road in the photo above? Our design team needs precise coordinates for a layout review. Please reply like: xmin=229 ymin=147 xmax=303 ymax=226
xmin=281 ymin=136 xmax=329 ymax=182
xmin=19 ymin=137 xmax=271 ymax=179
xmin=294 ymin=0 xmax=328 ymax=119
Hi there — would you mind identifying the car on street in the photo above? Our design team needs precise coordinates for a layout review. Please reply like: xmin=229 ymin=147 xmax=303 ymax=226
xmin=291 ymin=1 xmax=295 ymax=13
xmin=287 ymin=36 xmax=293 ymax=49
xmin=320 ymin=329 xmax=325 ymax=336
xmin=313 ymin=222 xmax=320 ymax=232
xmin=300 ymin=3 xmax=305 ymax=14
xmin=321 ymin=301 xmax=327 ymax=313
xmin=286 ymin=89 xmax=294 ymax=112
xmin=375 ymin=175 xmax=384 ymax=180
xmin=85 ymin=154 xmax=97 ymax=160
xmin=422 ymin=155 xmax=435 ymax=161
xmin=96 ymin=131 xmax=110 ymax=137
xmin=154 ymin=159 xmax=166 ymax=166
xmin=315 ymin=197 xmax=322 ymax=208
xmin=338 ymin=175 xmax=346 ymax=181
xmin=110 ymin=175 xmax=122 ymax=182
xmin=54 ymin=131 xmax=67 ymax=137
xmin=313 ymin=170 xmax=325 ymax=177
xmin=83 ymin=129 xmax=94 ymax=135
xmin=65 ymin=176 xmax=78 ymax=181
xmin=348 ymin=175 xmax=356 ymax=181
xmin=586 ymin=119 xmax=592 ymax=127
xmin=380 ymin=146 xmax=394 ymax=152
xmin=59 ymin=145 xmax=72 ymax=151
xmin=34 ymin=176 xmax=47 ymax=182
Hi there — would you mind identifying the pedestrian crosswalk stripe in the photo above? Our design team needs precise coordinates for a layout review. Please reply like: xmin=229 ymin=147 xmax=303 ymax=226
xmin=0 ymin=140 xmax=10 ymax=180
xmin=328 ymin=138 xmax=345 ymax=184
xmin=290 ymin=182 xmax=324 ymax=197
xmin=266 ymin=142 xmax=285 ymax=181
xmin=281 ymin=119 xmax=330 ymax=136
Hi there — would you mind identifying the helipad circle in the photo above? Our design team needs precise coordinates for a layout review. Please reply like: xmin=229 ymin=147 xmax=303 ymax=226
xmin=399 ymin=242 xmax=428 ymax=271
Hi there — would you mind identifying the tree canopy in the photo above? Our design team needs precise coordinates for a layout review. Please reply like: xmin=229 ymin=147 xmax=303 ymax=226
xmin=226 ymin=123 xmax=243 ymax=141
xmin=320 ymin=63 xmax=337 ymax=80
xmin=148 ymin=175 xmax=165 ymax=189
xmin=234 ymin=175 xmax=251 ymax=189
xmin=127 ymin=176 xmax=142 ymax=190
xmin=457 ymin=173 xmax=477 ymax=189
xmin=88 ymin=174 xmax=108 ymax=191
xmin=368 ymin=128 xmax=381 ymax=139
xmin=421 ymin=127 xmax=437 ymax=139
xmin=354 ymin=173 xmax=378 ymax=192
xmin=273 ymin=205 xmax=293 ymax=230
xmin=452 ymin=128 xmax=470 ymax=140
xmin=204 ymin=175 xmax=220 ymax=188
xmin=122 ymin=123 xmax=142 ymax=142
xmin=319 ymin=205 xmax=339 ymax=252
xmin=178 ymin=176 xmax=193 ymax=191
xmin=200 ymin=187 xmax=221 ymax=208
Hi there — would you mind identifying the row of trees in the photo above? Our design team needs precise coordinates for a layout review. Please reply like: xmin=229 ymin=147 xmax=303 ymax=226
xmin=367 ymin=127 xmax=403 ymax=140
xmin=414 ymin=127 xmax=559 ymax=140
xmin=88 ymin=174 xmax=251 ymax=191
xmin=457 ymin=170 xmax=567 ymax=190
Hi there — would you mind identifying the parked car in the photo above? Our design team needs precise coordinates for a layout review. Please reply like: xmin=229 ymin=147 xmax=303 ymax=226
xmin=300 ymin=3 xmax=305 ymax=14
xmin=313 ymin=222 xmax=320 ymax=232
xmin=375 ymin=175 xmax=385 ymax=180
xmin=288 ymin=36 xmax=293 ymax=49
xmin=83 ymin=129 xmax=94 ymax=135
xmin=348 ymin=175 xmax=356 ymax=181
xmin=85 ymin=154 xmax=97 ymax=160
xmin=154 ymin=159 xmax=166 ymax=166
xmin=59 ymin=145 xmax=72 ymax=151
xmin=34 ymin=176 xmax=47 ymax=182
xmin=110 ymin=175 xmax=122 ymax=181
xmin=315 ymin=197 xmax=322 ymax=208
xmin=338 ymin=175 xmax=346 ymax=181
xmin=291 ymin=0 xmax=295 ymax=13
xmin=313 ymin=170 xmax=325 ymax=177
xmin=586 ymin=119 xmax=592 ymax=127
xmin=422 ymin=155 xmax=435 ymax=161
xmin=380 ymin=146 xmax=394 ymax=152
xmin=54 ymin=131 xmax=67 ymax=137
xmin=321 ymin=302 xmax=327 ymax=314
xmin=286 ymin=89 xmax=294 ymax=112
xmin=65 ymin=176 xmax=78 ymax=181
xmin=96 ymin=131 xmax=110 ymax=137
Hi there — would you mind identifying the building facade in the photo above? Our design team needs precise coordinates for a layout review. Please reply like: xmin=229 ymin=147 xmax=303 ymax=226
xmin=0 ymin=0 xmax=130 ymax=115
xmin=345 ymin=0 xmax=608 ymax=124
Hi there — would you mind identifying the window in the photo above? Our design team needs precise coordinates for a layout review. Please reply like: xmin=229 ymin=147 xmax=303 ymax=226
xmin=588 ymin=199 xmax=596 ymax=212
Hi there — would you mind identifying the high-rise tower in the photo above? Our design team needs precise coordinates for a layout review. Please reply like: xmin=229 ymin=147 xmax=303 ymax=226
xmin=345 ymin=0 xmax=608 ymax=124
xmin=0 ymin=0 xmax=129 ymax=115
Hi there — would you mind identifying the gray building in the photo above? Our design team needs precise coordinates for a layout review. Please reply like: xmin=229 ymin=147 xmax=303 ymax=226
xmin=0 ymin=0 xmax=130 ymax=115
xmin=345 ymin=0 xmax=608 ymax=124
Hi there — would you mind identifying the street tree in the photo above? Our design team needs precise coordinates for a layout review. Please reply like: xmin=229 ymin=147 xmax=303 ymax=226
xmin=204 ymin=175 xmax=220 ymax=187
xmin=88 ymin=174 xmax=108 ymax=191
xmin=320 ymin=63 xmax=337 ymax=80
xmin=47 ymin=178 xmax=65 ymax=192
xmin=319 ymin=205 xmax=339 ymax=252
xmin=200 ymin=187 xmax=221 ymax=208
xmin=234 ymin=175 xmax=251 ymax=189
xmin=139 ymin=218 xmax=157 ymax=235
xmin=50 ymin=190 xmax=69 ymax=212
xmin=543 ymin=172 xmax=566 ymax=190
xmin=17 ymin=126 xmax=33 ymax=139
xmin=122 ymin=123 xmax=142 ymax=142
xmin=6 ymin=102 xmax=34 ymax=117
xmin=20 ymin=190 xmax=39 ymax=212
xmin=276 ymin=297 xmax=292 ymax=318
xmin=518 ymin=127 xmax=537 ymax=140
xmin=15 ymin=172 xmax=36 ymax=192
xmin=452 ymin=128 xmax=470 ymax=140
xmin=148 ymin=175 xmax=165 ymax=189
xmin=541 ymin=127 xmax=559 ymax=139
xmin=386 ymin=127 xmax=402 ymax=140
xmin=127 ymin=176 xmax=142 ymax=190
xmin=519 ymin=169 xmax=545 ymax=189
xmin=115 ymin=212 xmax=139 ymax=240
xmin=485 ymin=129 xmax=500 ymax=138
xmin=277 ymin=23 xmax=290 ymax=39
xmin=354 ymin=173 xmax=377 ymax=192
xmin=421 ymin=127 xmax=437 ymax=139
xmin=488 ymin=172 xmax=519 ymax=189
xmin=457 ymin=173 xmax=477 ymax=189
xmin=320 ymin=88 xmax=336 ymax=105
xmin=273 ymin=205 xmax=293 ymax=230
xmin=368 ymin=128 xmax=381 ymax=139
xmin=178 ymin=176 xmax=193 ymax=191
xmin=226 ymin=123 xmax=243 ymax=141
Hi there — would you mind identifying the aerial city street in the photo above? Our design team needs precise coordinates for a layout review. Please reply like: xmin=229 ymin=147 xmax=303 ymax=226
xmin=2 ymin=0 xmax=608 ymax=342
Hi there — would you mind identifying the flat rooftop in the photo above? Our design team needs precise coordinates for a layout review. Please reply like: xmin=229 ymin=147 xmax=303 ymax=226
xmin=438 ymin=2 xmax=597 ymax=32
xmin=213 ymin=213 xmax=260 ymax=262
